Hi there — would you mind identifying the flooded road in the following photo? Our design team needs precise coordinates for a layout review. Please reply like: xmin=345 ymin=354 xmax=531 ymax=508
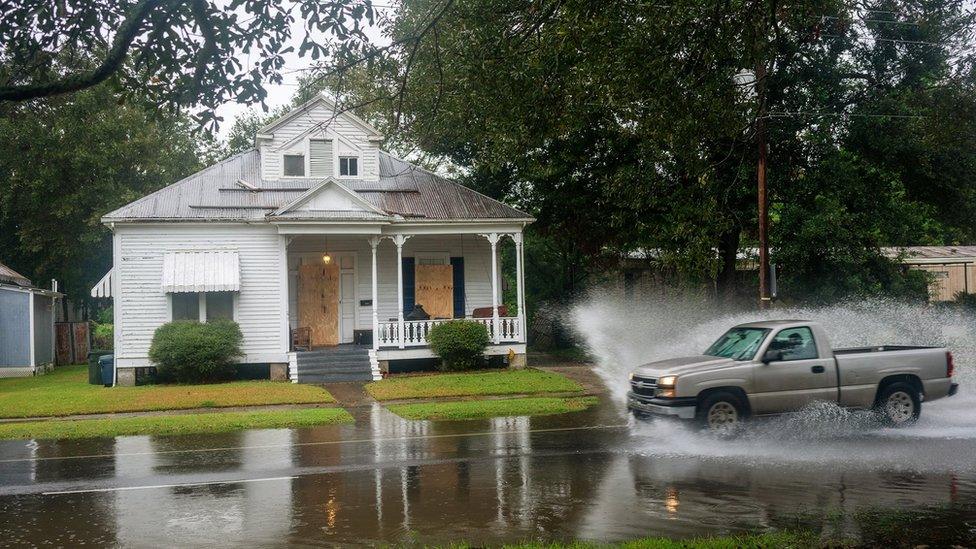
xmin=1 ymin=391 xmax=976 ymax=547
xmin=3 ymin=298 xmax=976 ymax=546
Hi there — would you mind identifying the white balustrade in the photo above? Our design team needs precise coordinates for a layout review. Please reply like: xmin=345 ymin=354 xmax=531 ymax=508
xmin=376 ymin=317 xmax=522 ymax=348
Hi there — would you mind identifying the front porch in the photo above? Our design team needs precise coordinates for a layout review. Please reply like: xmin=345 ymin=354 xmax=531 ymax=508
xmin=282 ymin=228 xmax=527 ymax=380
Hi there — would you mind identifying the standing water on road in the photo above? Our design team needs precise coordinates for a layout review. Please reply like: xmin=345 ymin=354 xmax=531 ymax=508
xmin=0 ymin=296 xmax=975 ymax=546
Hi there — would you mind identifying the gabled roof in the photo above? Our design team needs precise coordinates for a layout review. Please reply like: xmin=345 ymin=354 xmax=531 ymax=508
xmin=0 ymin=261 xmax=31 ymax=287
xmin=258 ymin=93 xmax=383 ymax=140
xmin=272 ymin=178 xmax=389 ymax=218
xmin=103 ymin=150 xmax=533 ymax=223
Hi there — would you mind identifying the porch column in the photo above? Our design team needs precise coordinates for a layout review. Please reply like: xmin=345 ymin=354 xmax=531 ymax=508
xmin=513 ymin=232 xmax=526 ymax=343
xmin=483 ymin=233 xmax=502 ymax=344
xmin=393 ymin=234 xmax=411 ymax=349
xmin=368 ymin=236 xmax=381 ymax=351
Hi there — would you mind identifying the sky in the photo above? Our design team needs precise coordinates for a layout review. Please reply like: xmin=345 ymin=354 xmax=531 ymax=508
xmin=212 ymin=5 xmax=394 ymax=140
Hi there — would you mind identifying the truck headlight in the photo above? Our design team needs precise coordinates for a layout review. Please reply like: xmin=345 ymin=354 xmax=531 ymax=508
xmin=658 ymin=375 xmax=677 ymax=387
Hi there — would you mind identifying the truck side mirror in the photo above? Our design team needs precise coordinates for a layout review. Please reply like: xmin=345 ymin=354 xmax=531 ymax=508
xmin=762 ymin=350 xmax=784 ymax=364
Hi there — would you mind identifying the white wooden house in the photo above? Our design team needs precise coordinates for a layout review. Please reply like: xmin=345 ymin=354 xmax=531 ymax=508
xmin=95 ymin=93 xmax=532 ymax=385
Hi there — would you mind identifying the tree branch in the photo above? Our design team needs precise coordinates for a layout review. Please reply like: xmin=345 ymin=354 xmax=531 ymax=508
xmin=0 ymin=0 xmax=167 ymax=102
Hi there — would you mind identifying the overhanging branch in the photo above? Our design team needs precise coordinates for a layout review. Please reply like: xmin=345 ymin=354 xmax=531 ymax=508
xmin=0 ymin=0 xmax=167 ymax=102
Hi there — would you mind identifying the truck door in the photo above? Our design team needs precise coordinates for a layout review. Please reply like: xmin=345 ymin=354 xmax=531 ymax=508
xmin=750 ymin=326 xmax=839 ymax=414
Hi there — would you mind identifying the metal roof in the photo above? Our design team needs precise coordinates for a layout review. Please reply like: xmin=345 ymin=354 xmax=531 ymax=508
xmin=103 ymin=150 xmax=532 ymax=223
xmin=0 ymin=261 xmax=31 ymax=287
xmin=883 ymin=246 xmax=976 ymax=262
xmin=161 ymin=251 xmax=240 ymax=293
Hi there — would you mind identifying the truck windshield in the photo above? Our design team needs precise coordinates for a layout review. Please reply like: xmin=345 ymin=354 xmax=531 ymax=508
xmin=704 ymin=327 xmax=771 ymax=360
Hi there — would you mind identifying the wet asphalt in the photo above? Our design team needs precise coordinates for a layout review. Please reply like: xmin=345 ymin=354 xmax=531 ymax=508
xmin=1 ymin=379 xmax=976 ymax=547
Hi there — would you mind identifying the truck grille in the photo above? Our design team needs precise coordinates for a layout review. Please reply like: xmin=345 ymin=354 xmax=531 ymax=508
xmin=630 ymin=376 xmax=657 ymax=397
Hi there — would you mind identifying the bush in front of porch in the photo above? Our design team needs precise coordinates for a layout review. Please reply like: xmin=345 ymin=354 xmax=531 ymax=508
xmin=149 ymin=320 xmax=243 ymax=383
xmin=427 ymin=320 xmax=490 ymax=371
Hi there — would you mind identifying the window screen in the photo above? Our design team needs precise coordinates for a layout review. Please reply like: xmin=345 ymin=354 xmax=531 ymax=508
xmin=339 ymin=156 xmax=358 ymax=176
xmin=172 ymin=293 xmax=199 ymax=321
xmin=283 ymin=153 xmax=305 ymax=177
xmin=206 ymin=292 xmax=234 ymax=321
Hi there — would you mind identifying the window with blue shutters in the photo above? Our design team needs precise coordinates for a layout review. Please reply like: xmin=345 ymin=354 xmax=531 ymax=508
xmin=401 ymin=257 xmax=415 ymax=315
xmin=451 ymin=257 xmax=465 ymax=317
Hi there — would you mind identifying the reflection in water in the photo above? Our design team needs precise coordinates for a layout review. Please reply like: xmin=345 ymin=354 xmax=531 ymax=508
xmin=0 ymin=397 xmax=975 ymax=546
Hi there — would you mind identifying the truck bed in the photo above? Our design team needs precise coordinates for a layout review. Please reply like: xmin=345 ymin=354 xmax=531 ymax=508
xmin=834 ymin=345 xmax=938 ymax=355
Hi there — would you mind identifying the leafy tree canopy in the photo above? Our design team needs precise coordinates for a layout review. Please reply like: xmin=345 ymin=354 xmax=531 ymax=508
xmin=0 ymin=0 xmax=385 ymax=129
xmin=318 ymin=0 xmax=976 ymax=302
xmin=0 ymin=82 xmax=220 ymax=315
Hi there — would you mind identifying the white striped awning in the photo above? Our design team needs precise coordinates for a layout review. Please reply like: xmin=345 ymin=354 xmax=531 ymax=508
xmin=161 ymin=251 xmax=240 ymax=293
xmin=91 ymin=269 xmax=113 ymax=298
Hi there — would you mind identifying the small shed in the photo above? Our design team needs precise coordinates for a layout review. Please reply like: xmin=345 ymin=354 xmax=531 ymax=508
xmin=884 ymin=246 xmax=976 ymax=302
xmin=0 ymin=261 xmax=61 ymax=377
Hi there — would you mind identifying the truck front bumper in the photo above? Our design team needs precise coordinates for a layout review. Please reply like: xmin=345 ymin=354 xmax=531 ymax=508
xmin=627 ymin=392 xmax=697 ymax=419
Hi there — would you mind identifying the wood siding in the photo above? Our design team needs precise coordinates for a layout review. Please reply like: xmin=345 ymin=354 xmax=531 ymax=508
xmin=261 ymin=102 xmax=379 ymax=181
xmin=908 ymin=263 xmax=976 ymax=302
xmin=115 ymin=224 xmax=285 ymax=364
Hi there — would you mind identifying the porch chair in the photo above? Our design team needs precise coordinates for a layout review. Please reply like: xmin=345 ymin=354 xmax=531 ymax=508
xmin=291 ymin=327 xmax=311 ymax=352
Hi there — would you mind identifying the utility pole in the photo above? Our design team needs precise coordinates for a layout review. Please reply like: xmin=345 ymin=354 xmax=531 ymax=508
xmin=756 ymin=61 xmax=771 ymax=310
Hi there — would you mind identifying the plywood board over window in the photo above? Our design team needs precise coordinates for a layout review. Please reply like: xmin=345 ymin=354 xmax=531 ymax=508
xmin=298 ymin=263 xmax=340 ymax=346
xmin=415 ymin=264 xmax=454 ymax=319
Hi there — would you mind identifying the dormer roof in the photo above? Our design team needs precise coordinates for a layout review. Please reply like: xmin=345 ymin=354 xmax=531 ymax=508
xmin=257 ymin=92 xmax=383 ymax=141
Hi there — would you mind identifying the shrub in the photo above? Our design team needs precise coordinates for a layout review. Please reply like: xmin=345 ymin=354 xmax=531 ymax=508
xmin=428 ymin=321 xmax=490 ymax=371
xmin=93 ymin=323 xmax=113 ymax=349
xmin=149 ymin=320 xmax=243 ymax=383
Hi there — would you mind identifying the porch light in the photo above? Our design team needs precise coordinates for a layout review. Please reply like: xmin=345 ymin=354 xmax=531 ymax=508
xmin=322 ymin=253 xmax=332 ymax=264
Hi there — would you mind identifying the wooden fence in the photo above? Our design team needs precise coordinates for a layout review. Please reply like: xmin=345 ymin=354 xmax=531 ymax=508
xmin=55 ymin=322 xmax=90 ymax=365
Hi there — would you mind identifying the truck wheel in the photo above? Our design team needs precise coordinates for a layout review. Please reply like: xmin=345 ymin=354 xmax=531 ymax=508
xmin=876 ymin=382 xmax=921 ymax=427
xmin=696 ymin=392 xmax=745 ymax=435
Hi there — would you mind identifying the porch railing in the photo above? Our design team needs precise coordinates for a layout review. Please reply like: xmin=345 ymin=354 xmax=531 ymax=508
xmin=377 ymin=317 xmax=522 ymax=348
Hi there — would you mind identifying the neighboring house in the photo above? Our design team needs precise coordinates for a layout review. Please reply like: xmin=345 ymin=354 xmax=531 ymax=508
xmin=95 ymin=93 xmax=533 ymax=386
xmin=0 ymin=261 xmax=60 ymax=377
xmin=884 ymin=246 xmax=976 ymax=302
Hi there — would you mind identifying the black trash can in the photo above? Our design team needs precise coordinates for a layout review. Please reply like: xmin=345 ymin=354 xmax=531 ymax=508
xmin=99 ymin=354 xmax=114 ymax=387
xmin=87 ymin=350 xmax=111 ymax=385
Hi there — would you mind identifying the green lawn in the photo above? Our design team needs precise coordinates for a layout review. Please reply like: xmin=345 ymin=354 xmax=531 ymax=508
xmin=0 ymin=407 xmax=353 ymax=440
xmin=388 ymin=396 xmax=598 ymax=421
xmin=366 ymin=368 xmax=584 ymax=401
xmin=0 ymin=364 xmax=335 ymax=418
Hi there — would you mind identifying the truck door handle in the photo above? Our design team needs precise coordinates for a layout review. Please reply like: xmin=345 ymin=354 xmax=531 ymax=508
xmin=811 ymin=365 xmax=825 ymax=374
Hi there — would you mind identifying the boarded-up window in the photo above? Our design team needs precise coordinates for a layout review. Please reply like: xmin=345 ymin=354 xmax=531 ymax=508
xmin=415 ymin=264 xmax=454 ymax=319
xmin=309 ymin=139 xmax=332 ymax=177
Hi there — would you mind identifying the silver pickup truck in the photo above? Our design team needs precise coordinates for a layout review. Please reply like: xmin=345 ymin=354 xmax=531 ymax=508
xmin=627 ymin=320 xmax=958 ymax=432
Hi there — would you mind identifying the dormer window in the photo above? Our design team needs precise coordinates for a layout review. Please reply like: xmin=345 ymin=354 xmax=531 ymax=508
xmin=283 ymin=153 xmax=305 ymax=177
xmin=339 ymin=156 xmax=359 ymax=177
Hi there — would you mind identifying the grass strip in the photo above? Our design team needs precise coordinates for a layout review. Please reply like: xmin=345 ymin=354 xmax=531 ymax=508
xmin=388 ymin=396 xmax=598 ymax=421
xmin=0 ymin=407 xmax=353 ymax=440
xmin=449 ymin=531 xmax=820 ymax=548
xmin=0 ymin=365 xmax=335 ymax=418
xmin=366 ymin=368 xmax=584 ymax=401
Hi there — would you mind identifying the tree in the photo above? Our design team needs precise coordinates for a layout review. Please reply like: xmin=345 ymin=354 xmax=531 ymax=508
xmin=326 ymin=0 xmax=976 ymax=303
xmin=0 ymin=0 xmax=387 ymax=128
xmin=0 ymin=83 xmax=218 ymax=317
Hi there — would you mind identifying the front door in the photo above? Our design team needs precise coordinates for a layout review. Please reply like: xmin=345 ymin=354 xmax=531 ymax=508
xmin=298 ymin=263 xmax=340 ymax=346
xmin=337 ymin=253 xmax=356 ymax=343
xmin=750 ymin=326 xmax=839 ymax=414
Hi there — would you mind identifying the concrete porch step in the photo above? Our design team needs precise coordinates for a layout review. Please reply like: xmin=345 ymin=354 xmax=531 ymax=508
xmin=296 ymin=359 xmax=372 ymax=369
xmin=298 ymin=372 xmax=374 ymax=383
xmin=296 ymin=364 xmax=373 ymax=376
